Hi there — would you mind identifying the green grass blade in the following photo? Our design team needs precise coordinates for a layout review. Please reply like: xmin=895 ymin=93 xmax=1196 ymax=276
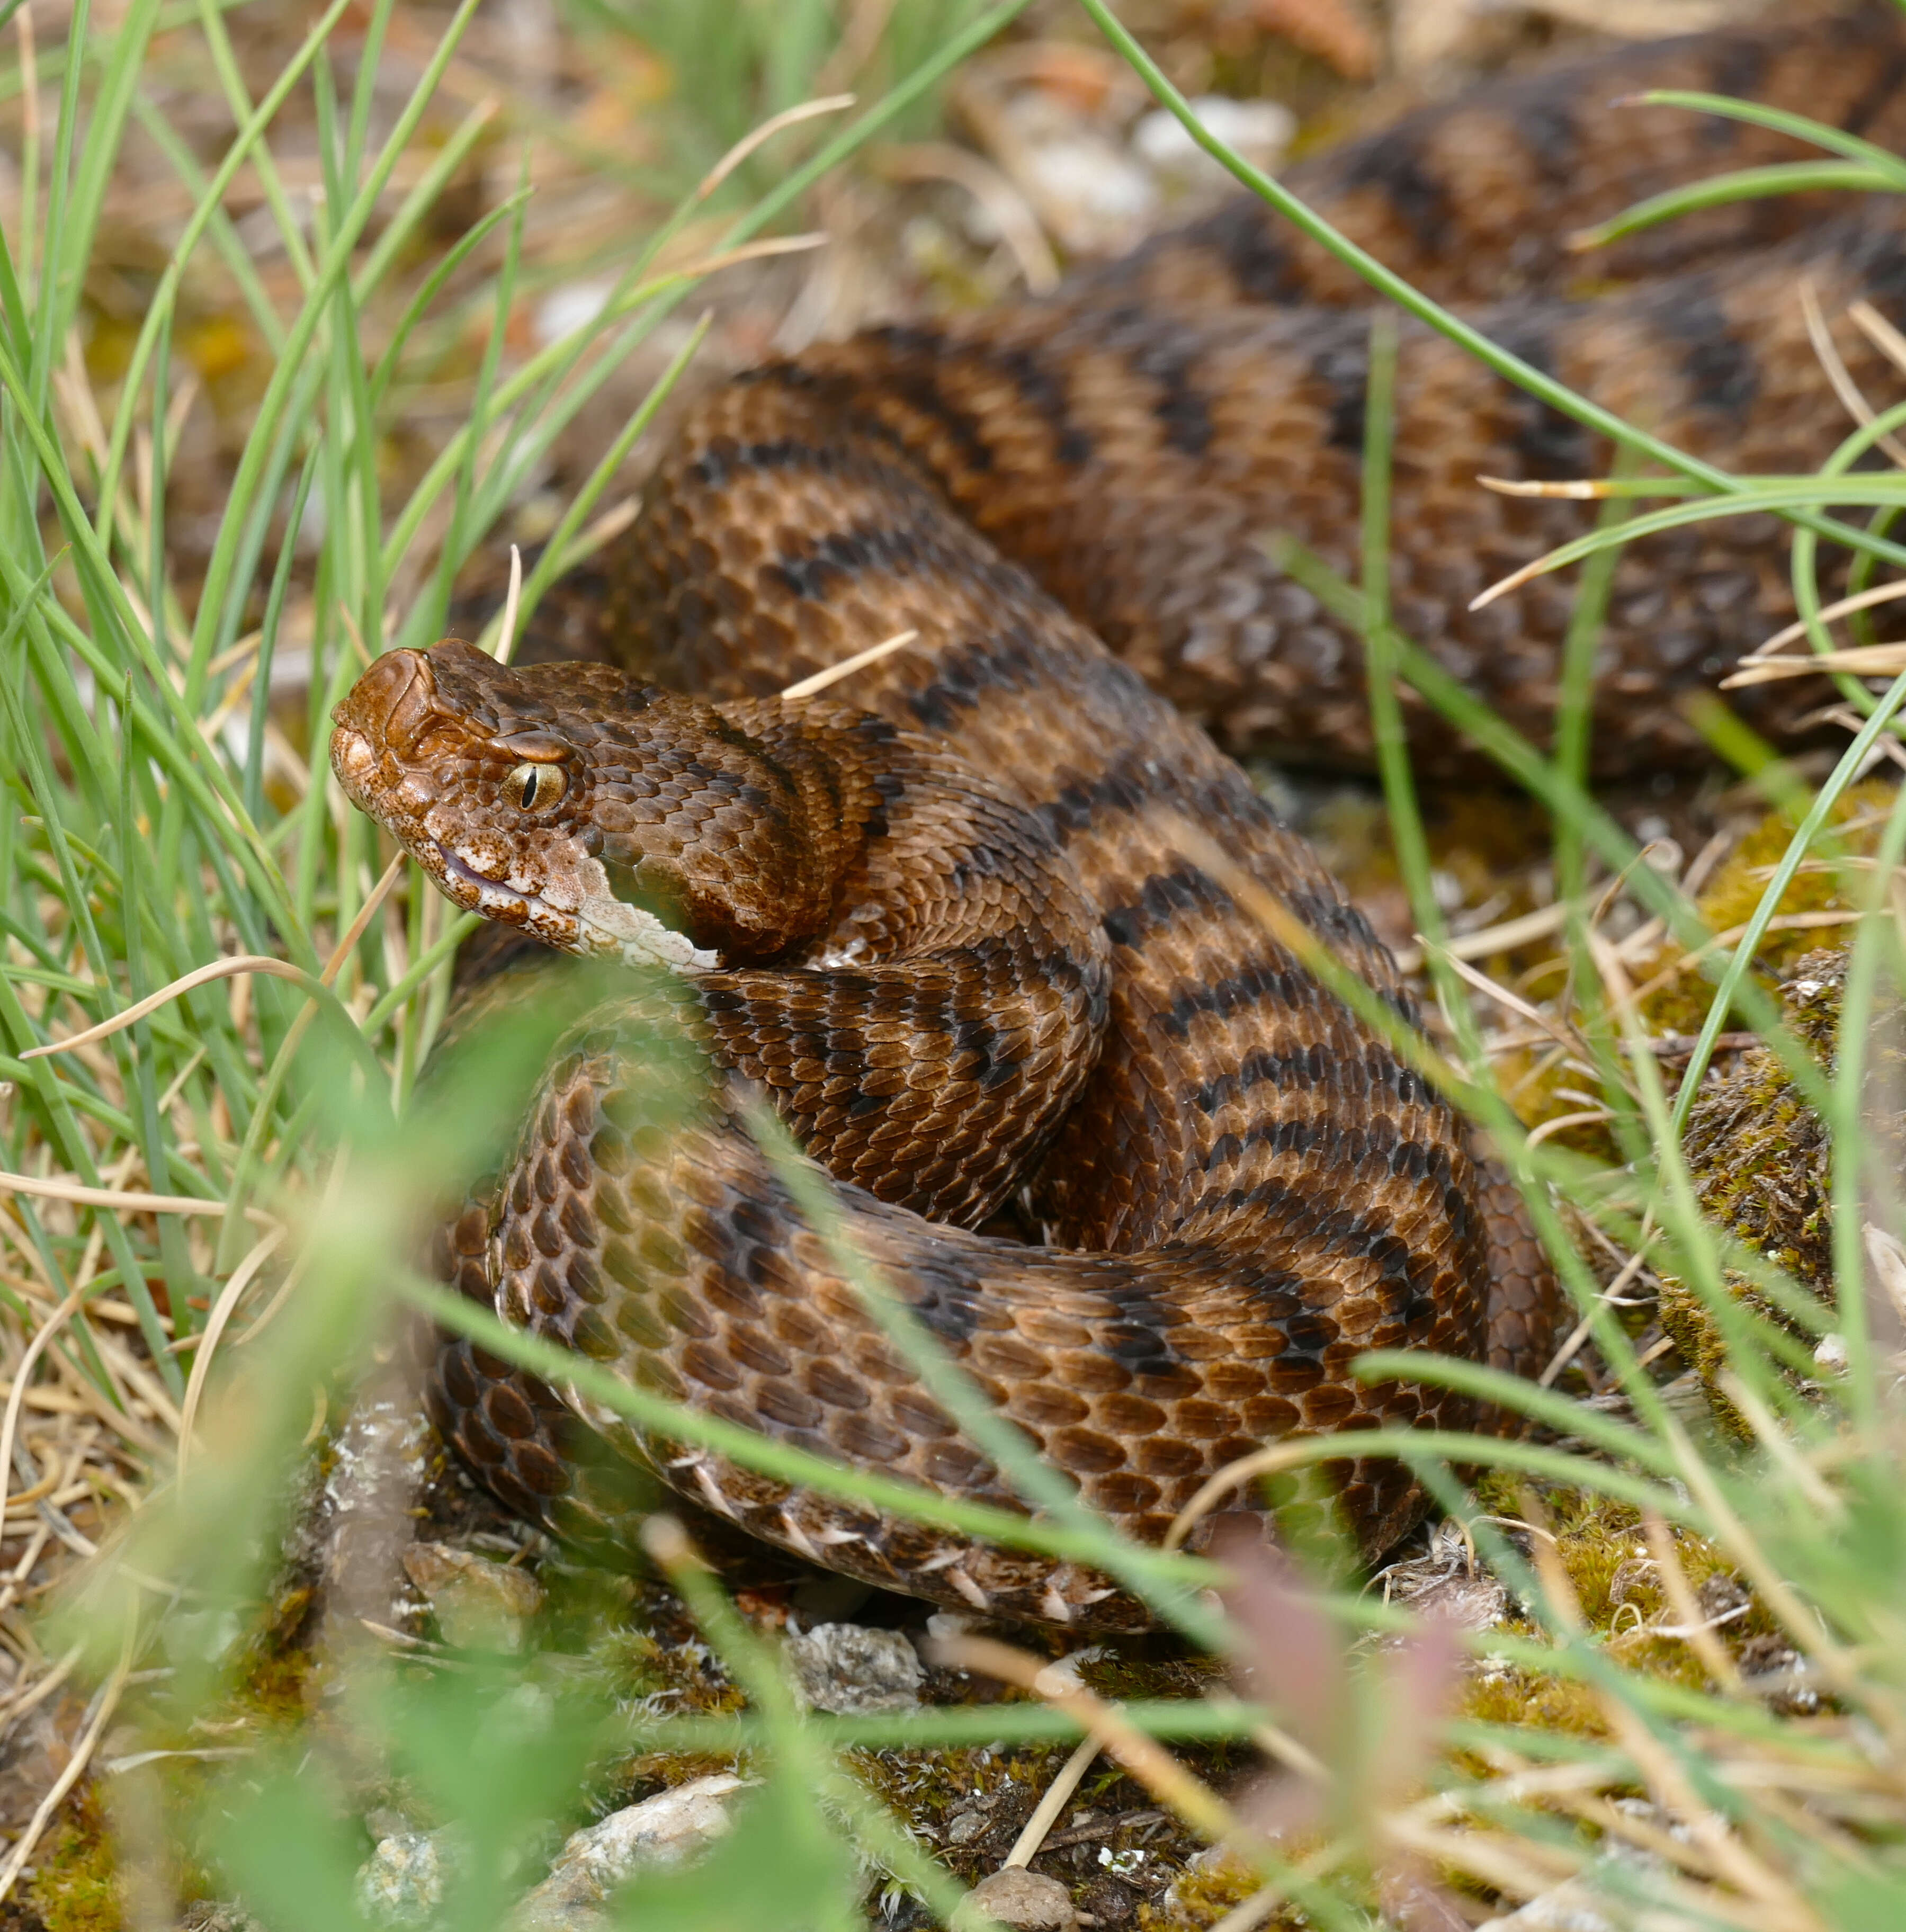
xmin=1570 ymin=160 xmax=1900 ymax=250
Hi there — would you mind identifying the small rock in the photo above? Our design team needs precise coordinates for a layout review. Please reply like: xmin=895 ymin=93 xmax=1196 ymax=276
xmin=513 ymin=1775 xmax=753 ymax=1929
xmin=1392 ymin=1571 xmax=1508 ymax=1632
xmin=402 ymin=1541 xmax=543 ymax=1651
xmin=783 ymin=1621 xmax=924 ymax=1714
xmin=946 ymin=1807 xmax=992 ymax=1846
xmin=1477 ymin=1822 xmax=1677 ymax=1931
xmin=956 ymin=1867 xmax=1077 ymax=1931
xmin=180 ymin=1908 xmax=266 ymax=1932
xmin=1738 ymin=1635 xmax=1820 ymax=1715
xmin=1697 ymin=1571 xmax=1751 ymax=1620
xmin=1132 ymin=96 xmax=1295 ymax=194
xmin=1021 ymin=137 xmax=1156 ymax=252
xmin=1474 ymin=1879 xmax=1625 ymax=1930
xmin=356 ymin=1827 xmax=462 ymax=1927
xmin=982 ymin=89 xmax=1156 ymax=256
xmin=1073 ymin=1874 xmax=1136 ymax=1926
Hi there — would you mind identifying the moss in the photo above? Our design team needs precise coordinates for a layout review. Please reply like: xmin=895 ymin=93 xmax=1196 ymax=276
xmin=1661 ymin=949 xmax=1866 ymax=1422
xmin=1635 ymin=783 xmax=1891 ymax=1040
xmin=1490 ymin=789 xmax=1891 ymax=1169
xmin=1459 ymin=1474 xmax=1774 ymax=1716
xmin=848 ymin=1739 xmax=1064 ymax=1874
xmin=1075 ymin=1652 xmax=1225 ymax=1706
xmin=26 ymin=1790 xmax=123 ymax=1932
xmin=1460 ymin=1657 xmax=1608 ymax=1738
xmin=1138 ymin=1848 xmax=1288 ymax=1930
xmin=229 ymin=1631 xmax=314 ymax=1732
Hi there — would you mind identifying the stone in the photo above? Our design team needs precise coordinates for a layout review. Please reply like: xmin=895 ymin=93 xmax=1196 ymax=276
xmin=955 ymin=1867 xmax=1077 ymax=1930
xmin=1474 ymin=1881 xmax=1627 ymax=1930
xmin=512 ymin=1774 xmax=754 ymax=1929
xmin=1389 ymin=1571 xmax=1508 ymax=1633
xmin=1132 ymin=97 xmax=1295 ymax=194
xmin=355 ymin=1826 xmax=462 ymax=1927
xmin=782 ymin=1621 xmax=924 ymax=1714
xmin=1073 ymin=1874 xmax=1137 ymax=1927
xmin=946 ymin=1808 xmax=992 ymax=1847
xmin=1696 ymin=1571 xmax=1751 ymax=1621
xmin=1477 ymin=1818 xmax=1679 ymax=1931
xmin=402 ymin=1541 xmax=543 ymax=1651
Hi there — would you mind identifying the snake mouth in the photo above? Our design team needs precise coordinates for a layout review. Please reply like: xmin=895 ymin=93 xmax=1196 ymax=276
xmin=428 ymin=839 xmax=717 ymax=972
xmin=433 ymin=842 xmax=578 ymax=935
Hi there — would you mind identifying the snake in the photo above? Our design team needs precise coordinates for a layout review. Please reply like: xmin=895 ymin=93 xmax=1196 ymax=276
xmin=332 ymin=5 xmax=1906 ymax=1630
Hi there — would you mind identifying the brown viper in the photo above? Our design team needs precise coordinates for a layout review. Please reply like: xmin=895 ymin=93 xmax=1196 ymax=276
xmin=334 ymin=6 xmax=1906 ymax=1629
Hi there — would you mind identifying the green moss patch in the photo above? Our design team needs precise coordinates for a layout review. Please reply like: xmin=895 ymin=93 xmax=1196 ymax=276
xmin=26 ymin=1790 xmax=122 ymax=1932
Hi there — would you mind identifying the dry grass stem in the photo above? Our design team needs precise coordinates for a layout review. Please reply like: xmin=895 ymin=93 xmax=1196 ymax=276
xmin=1001 ymin=1733 xmax=1103 ymax=1867
xmin=493 ymin=543 xmax=524 ymax=666
xmin=0 ymin=1628 xmax=133 ymax=1904
xmin=695 ymin=94 xmax=857 ymax=204
xmin=21 ymin=956 xmax=316 ymax=1061
xmin=780 ymin=628 xmax=920 ymax=699
xmin=1850 ymin=297 xmax=1906 ymax=383
xmin=176 ymin=1228 xmax=288 ymax=1481
xmin=933 ymin=1633 xmax=1240 ymax=1844
xmin=1799 ymin=275 xmax=1906 ymax=471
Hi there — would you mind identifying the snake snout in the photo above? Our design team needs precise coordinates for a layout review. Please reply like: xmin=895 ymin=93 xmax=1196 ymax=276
xmin=334 ymin=647 xmax=440 ymax=756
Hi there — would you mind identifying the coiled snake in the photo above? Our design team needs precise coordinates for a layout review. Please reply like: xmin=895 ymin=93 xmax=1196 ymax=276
xmin=332 ymin=6 xmax=1906 ymax=1628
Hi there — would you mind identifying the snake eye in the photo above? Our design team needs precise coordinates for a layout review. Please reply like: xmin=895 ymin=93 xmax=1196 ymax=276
xmin=505 ymin=761 xmax=567 ymax=812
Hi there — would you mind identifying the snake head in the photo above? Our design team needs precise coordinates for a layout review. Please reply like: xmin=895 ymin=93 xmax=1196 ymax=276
xmin=330 ymin=639 xmax=854 ymax=968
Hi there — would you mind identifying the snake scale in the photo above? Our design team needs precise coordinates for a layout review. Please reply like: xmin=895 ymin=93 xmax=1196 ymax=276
xmin=333 ymin=5 xmax=1906 ymax=1629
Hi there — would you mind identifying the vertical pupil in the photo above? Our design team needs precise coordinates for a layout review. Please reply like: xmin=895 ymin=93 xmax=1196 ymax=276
xmin=508 ymin=761 xmax=562 ymax=809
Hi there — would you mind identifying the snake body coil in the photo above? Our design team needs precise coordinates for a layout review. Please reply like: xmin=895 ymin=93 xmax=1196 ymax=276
xmin=334 ymin=8 xmax=1906 ymax=1626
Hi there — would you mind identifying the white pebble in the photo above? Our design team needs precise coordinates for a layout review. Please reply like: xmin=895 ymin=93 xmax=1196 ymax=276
xmin=1133 ymin=96 xmax=1295 ymax=189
